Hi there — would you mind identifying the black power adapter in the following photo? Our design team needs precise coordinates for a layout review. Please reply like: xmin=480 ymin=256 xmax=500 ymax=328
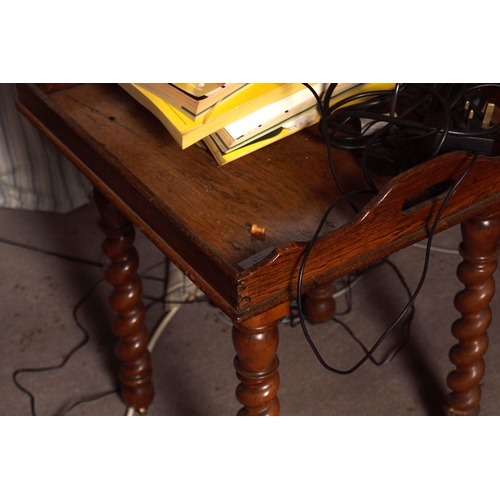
xmin=430 ymin=130 xmax=497 ymax=156
xmin=322 ymin=84 xmax=500 ymax=177
xmin=402 ymin=86 xmax=499 ymax=168
xmin=422 ymin=98 xmax=498 ymax=157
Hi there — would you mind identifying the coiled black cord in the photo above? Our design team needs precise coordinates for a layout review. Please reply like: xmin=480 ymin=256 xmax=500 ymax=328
xmin=296 ymin=150 xmax=479 ymax=375
xmin=317 ymin=83 xmax=498 ymax=190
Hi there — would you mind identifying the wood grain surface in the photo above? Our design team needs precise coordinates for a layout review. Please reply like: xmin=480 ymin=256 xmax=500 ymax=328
xmin=16 ymin=84 xmax=500 ymax=321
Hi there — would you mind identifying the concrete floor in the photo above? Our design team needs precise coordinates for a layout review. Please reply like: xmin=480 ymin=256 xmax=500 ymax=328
xmin=2 ymin=202 xmax=500 ymax=417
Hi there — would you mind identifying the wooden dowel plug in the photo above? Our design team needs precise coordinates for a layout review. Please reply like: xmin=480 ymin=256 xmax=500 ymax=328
xmin=250 ymin=224 xmax=266 ymax=235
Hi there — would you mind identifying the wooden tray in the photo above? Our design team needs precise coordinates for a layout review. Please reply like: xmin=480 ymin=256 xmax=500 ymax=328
xmin=16 ymin=83 xmax=500 ymax=321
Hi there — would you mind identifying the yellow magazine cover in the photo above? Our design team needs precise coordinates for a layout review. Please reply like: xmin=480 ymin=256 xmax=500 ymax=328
xmin=212 ymin=83 xmax=363 ymax=153
xmin=119 ymin=83 xmax=316 ymax=149
xmin=204 ymin=83 xmax=396 ymax=165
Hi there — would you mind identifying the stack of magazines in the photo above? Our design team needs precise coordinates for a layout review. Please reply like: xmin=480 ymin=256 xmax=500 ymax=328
xmin=119 ymin=82 xmax=394 ymax=165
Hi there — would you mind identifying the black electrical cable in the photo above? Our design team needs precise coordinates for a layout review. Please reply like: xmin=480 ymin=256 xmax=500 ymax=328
xmin=12 ymin=278 xmax=108 ymax=416
xmin=304 ymin=84 xmax=438 ymax=201
xmin=332 ymin=257 xmax=415 ymax=368
xmin=5 ymin=239 xmax=182 ymax=415
xmin=447 ymin=83 xmax=500 ymax=109
xmin=55 ymin=389 xmax=119 ymax=416
xmin=291 ymin=257 xmax=414 ymax=361
xmin=289 ymin=257 xmax=415 ymax=365
xmin=296 ymin=150 xmax=479 ymax=375
xmin=0 ymin=235 xmax=167 ymax=283
xmin=0 ymin=236 xmax=103 ymax=268
xmin=358 ymin=84 xmax=452 ymax=191
xmin=303 ymin=84 xmax=461 ymax=206
xmin=323 ymin=83 xmax=499 ymax=160
xmin=288 ymin=270 xmax=363 ymax=326
xmin=12 ymin=279 xmax=202 ymax=415
xmin=405 ymin=83 xmax=452 ymax=157
xmin=302 ymin=83 xmax=360 ymax=213
xmin=297 ymin=84 xmax=489 ymax=373
xmin=315 ymin=84 xmax=482 ymax=193
xmin=9 ymin=82 xmax=495 ymax=404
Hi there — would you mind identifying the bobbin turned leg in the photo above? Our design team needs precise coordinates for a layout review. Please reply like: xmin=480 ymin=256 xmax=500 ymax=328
xmin=232 ymin=303 xmax=289 ymax=416
xmin=303 ymin=281 xmax=336 ymax=323
xmin=93 ymin=189 xmax=154 ymax=414
xmin=444 ymin=206 xmax=500 ymax=416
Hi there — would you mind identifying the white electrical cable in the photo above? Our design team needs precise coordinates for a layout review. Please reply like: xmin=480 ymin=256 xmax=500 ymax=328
xmin=148 ymin=306 xmax=181 ymax=352
xmin=333 ymin=273 xmax=365 ymax=298
xmin=125 ymin=305 xmax=182 ymax=416
xmin=126 ymin=270 xmax=366 ymax=415
xmin=412 ymin=242 xmax=459 ymax=254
